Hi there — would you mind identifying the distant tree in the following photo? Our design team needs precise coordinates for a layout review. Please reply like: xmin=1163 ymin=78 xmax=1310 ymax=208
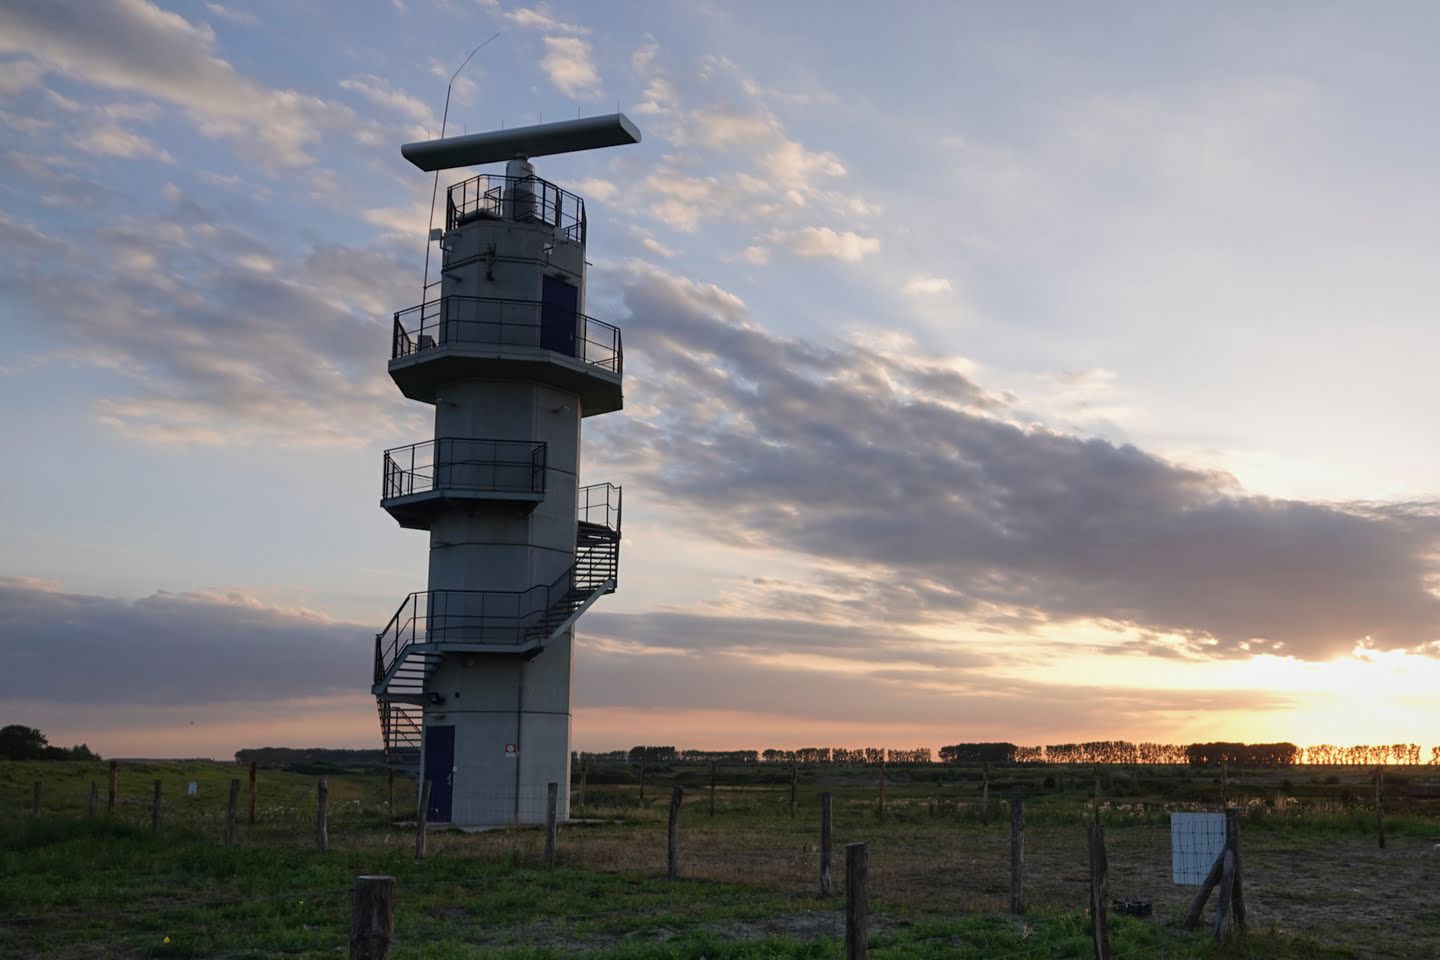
xmin=0 ymin=725 xmax=49 ymax=760
xmin=939 ymin=743 xmax=1017 ymax=764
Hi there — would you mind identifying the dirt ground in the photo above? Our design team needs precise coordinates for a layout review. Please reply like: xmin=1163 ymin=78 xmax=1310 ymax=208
xmin=419 ymin=814 xmax=1440 ymax=957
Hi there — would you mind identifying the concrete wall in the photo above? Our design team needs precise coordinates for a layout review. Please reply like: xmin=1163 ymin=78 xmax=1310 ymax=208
xmin=415 ymin=197 xmax=592 ymax=825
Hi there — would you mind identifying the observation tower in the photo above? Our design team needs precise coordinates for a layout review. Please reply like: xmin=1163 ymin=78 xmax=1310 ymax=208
xmin=371 ymin=115 xmax=640 ymax=826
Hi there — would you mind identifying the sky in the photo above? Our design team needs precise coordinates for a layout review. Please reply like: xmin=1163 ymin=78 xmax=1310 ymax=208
xmin=2 ymin=0 xmax=1439 ymax=759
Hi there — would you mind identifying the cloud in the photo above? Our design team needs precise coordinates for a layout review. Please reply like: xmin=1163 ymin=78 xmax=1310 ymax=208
xmin=71 ymin=122 xmax=174 ymax=163
xmin=0 ymin=183 xmax=421 ymax=445
xmin=204 ymin=2 xmax=255 ymax=26
xmin=541 ymin=36 xmax=601 ymax=100
xmin=502 ymin=6 xmax=589 ymax=34
xmin=741 ymin=245 xmax=770 ymax=266
xmin=903 ymin=276 xmax=953 ymax=296
xmin=0 ymin=56 xmax=46 ymax=96
xmin=594 ymin=263 xmax=1440 ymax=661
xmin=0 ymin=0 xmax=357 ymax=165
xmin=0 ymin=578 xmax=365 ymax=705
xmin=340 ymin=74 xmax=435 ymax=130
xmin=0 ymin=577 xmax=1295 ymax=750
xmin=768 ymin=226 xmax=880 ymax=262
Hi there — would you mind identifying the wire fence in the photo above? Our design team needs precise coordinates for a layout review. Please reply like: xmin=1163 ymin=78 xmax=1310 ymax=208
xmin=2 ymin=765 xmax=1435 ymax=957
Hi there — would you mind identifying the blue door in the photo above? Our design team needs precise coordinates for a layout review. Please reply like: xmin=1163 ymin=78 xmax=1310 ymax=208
xmin=541 ymin=275 xmax=577 ymax=358
xmin=423 ymin=725 xmax=455 ymax=822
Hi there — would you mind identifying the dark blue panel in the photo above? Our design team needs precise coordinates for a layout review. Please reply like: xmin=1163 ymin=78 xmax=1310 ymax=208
xmin=423 ymin=724 xmax=455 ymax=822
xmin=541 ymin=275 xmax=578 ymax=357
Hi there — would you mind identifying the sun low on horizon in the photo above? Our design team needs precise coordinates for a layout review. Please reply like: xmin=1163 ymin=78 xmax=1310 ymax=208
xmin=2 ymin=0 xmax=1439 ymax=763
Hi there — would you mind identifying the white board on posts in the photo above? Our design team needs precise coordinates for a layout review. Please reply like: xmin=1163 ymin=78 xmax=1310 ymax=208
xmin=1170 ymin=811 xmax=1226 ymax=885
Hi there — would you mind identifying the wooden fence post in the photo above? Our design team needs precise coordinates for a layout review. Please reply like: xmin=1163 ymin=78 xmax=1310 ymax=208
xmin=415 ymin=781 xmax=431 ymax=859
xmin=1185 ymin=808 xmax=1247 ymax=933
xmin=1227 ymin=806 xmax=1248 ymax=932
xmin=151 ymin=780 xmax=161 ymax=833
xmin=107 ymin=761 xmax=117 ymax=817
xmin=1212 ymin=850 xmax=1235 ymax=941
xmin=878 ymin=759 xmax=886 ymax=821
xmin=349 ymin=875 xmax=396 ymax=960
xmin=225 ymin=779 xmax=239 ymax=845
xmin=981 ymin=761 xmax=990 ymax=823
xmin=249 ymin=762 xmax=257 ymax=826
xmin=1182 ymin=848 xmax=1226 ymax=930
xmin=31 ymin=781 xmax=41 ymax=817
xmin=1376 ymin=765 xmax=1386 ymax=850
xmin=317 ymin=779 xmax=329 ymax=853
xmin=639 ymin=758 xmax=647 ymax=808
xmin=387 ymin=768 xmax=395 ymax=819
xmin=1009 ymin=799 xmax=1025 ymax=915
xmin=579 ymin=761 xmax=588 ymax=810
xmin=820 ymin=792 xmax=834 ymax=896
xmin=666 ymin=785 xmax=683 ymax=879
xmin=1220 ymin=758 xmax=1228 ymax=807
xmin=1093 ymin=765 xmax=1102 ymax=825
xmin=790 ymin=760 xmax=798 ymax=817
xmin=1087 ymin=823 xmax=1111 ymax=960
xmin=845 ymin=842 xmax=868 ymax=960
xmin=709 ymin=760 xmax=716 ymax=817
xmin=87 ymin=781 xmax=98 ymax=818
xmin=544 ymin=782 xmax=558 ymax=866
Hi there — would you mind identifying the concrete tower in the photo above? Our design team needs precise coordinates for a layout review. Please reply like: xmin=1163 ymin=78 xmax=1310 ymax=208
xmin=372 ymin=116 xmax=641 ymax=826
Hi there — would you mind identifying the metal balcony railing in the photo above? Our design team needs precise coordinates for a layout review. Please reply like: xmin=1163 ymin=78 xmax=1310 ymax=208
xmin=446 ymin=173 xmax=586 ymax=243
xmin=391 ymin=296 xmax=622 ymax=375
xmin=374 ymin=483 xmax=622 ymax=683
xmin=382 ymin=439 xmax=547 ymax=500
xmin=578 ymin=481 xmax=622 ymax=533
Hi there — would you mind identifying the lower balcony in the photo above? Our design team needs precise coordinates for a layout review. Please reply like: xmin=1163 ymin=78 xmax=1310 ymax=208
xmin=381 ymin=438 xmax=546 ymax=529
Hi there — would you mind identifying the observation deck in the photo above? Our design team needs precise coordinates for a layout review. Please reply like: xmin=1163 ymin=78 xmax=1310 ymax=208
xmin=381 ymin=438 xmax=547 ymax=529
xmin=388 ymin=296 xmax=623 ymax=414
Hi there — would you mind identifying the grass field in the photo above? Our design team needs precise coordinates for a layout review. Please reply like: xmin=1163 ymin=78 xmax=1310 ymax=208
xmin=1 ymin=759 xmax=1437 ymax=958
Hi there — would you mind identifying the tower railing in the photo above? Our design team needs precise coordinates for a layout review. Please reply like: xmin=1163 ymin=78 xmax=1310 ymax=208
xmin=445 ymin=173 xmax=586 ymax=243
xmin=391 ymin=296 xmax=622 ymax=375
xmin=374 ymin=483 xmax=621 ymax=688
xmin=382 ymin=438 xmax=547 ymax=500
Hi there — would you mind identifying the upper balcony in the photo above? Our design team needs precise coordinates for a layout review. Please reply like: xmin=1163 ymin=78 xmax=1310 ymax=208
xmin=381 ymin=438 xmax=547 ymax=529
xmin=388 ymin=296 xmax=623 ymax=414
xmin=446 ymin=173 xmax=586 ymax=244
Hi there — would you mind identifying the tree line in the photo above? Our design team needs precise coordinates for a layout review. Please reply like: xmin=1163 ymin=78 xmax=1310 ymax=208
xmin=0 ymin=725 xmax=100 ymax=762
xmin=576 ymin=741 xmax=1440 ymax=766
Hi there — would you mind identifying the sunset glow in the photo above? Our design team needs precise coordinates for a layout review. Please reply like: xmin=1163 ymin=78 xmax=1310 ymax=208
xmin=3 ymin=1 xmax=1439 ymax=761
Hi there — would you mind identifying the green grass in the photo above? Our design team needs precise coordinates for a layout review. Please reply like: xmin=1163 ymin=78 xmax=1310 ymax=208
xmin=2 ymin=760 xmax=1436 ymax=958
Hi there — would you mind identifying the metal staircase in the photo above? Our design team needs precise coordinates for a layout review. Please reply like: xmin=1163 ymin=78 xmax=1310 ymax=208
xmin=374 ymin=483 xmax=620 ymax=767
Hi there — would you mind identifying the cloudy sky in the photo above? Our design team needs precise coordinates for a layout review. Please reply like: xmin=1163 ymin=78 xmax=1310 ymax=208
xmin=2 ymin=0 xmax=1438 ymax=758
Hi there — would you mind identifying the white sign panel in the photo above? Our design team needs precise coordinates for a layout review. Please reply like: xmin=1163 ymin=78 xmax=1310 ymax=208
xmin=1170 ymin=812 xmax=1226 ymax=885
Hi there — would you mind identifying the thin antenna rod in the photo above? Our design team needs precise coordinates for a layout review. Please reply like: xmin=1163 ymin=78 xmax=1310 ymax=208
xmin=422 ymin=33 xmax=500 ymax=300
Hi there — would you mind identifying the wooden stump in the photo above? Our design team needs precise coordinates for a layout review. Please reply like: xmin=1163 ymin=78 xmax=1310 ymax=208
xmin=151 ymin=780 xmax=161 ymax=833
xmin=349 ymin=875 xmax=396 ymax=960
